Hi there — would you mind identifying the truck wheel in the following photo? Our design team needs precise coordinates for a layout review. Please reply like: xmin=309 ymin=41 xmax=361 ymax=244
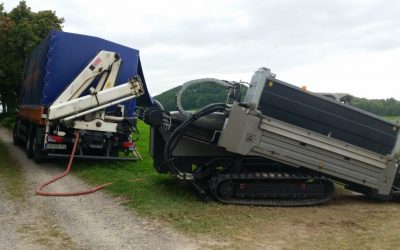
xmin=25 ymin=125 xmax=34 ymax=158
xmin=32 ymin=134 xmax=48 ymax=163
xmin=13 ymin=121 xmax=23 ymax=146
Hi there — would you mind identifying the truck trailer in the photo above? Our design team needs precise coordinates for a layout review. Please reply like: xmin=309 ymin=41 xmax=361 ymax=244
xmin=13 ymin=31 xmax=149 ymax=162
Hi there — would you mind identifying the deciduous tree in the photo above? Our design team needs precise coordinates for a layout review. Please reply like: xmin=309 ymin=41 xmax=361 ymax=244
xmin=0 ymin=1 xmax=64 ymax=113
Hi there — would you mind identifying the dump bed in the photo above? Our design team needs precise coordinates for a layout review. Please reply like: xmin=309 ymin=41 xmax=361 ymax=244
xmin=219 ymin=68 xmax=400 ymax=196
xmin=19 ymin=30 xmax=151 ymax=118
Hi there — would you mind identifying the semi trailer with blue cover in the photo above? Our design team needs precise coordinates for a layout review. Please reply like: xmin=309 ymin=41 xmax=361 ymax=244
xmin=13 ymin=31 xmax=150 ymax=162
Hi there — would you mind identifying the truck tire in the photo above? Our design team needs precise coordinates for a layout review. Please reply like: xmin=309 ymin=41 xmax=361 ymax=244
xmin=25 ymin=125 xmax=34 ymax=158
xmin=13 ymin=120 xmax=23 ymax=146
xmin=32 ymin=127 xmax=48 ymax=163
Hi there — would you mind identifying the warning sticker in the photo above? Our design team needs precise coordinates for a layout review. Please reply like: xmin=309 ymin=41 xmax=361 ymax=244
xmin=89 ymin=57 xmax=102 ymax=71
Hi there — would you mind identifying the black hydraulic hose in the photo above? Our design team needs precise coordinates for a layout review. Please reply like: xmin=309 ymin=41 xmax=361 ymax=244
xmin=163 ymin=103 xmax=228 ymax=177
xmin=164 ymin=104 xmax=223 ymax=175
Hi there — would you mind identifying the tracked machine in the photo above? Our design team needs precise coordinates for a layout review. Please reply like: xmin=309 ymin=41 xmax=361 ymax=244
xmin=141 ymin=68 xmax=400 ymax=206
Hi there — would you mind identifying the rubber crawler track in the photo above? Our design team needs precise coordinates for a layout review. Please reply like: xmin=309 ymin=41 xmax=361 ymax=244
xmin=210 ymin=172 xmax=335 ymax=207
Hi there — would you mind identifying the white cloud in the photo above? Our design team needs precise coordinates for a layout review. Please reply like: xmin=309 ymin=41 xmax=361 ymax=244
xmin=279 ymin=48 xmax=400 ymax=99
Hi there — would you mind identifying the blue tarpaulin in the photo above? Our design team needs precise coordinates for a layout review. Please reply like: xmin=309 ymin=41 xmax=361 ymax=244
xmin=20 ymin=30 xmax=151 ymax=117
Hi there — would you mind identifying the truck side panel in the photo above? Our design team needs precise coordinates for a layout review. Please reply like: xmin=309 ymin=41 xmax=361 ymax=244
xmin=218 ymin=104 xmax=399 ymax=195
xmin=20 ymin=35 xmax=49 ymax=109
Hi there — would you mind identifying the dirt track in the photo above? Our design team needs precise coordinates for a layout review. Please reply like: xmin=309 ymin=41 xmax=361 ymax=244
xmin=0 ymin=127 xmax=199 ymax=249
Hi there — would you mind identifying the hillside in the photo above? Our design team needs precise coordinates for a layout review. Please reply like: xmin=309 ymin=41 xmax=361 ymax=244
xmin=155 ymin=84 xmax=400 ymax=117
xmin=154 ymin=82 xmax=247 ymax=111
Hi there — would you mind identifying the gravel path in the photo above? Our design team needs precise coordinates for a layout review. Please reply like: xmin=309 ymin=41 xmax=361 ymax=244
xmin=0 ymin=127 xmax=200 ymax=249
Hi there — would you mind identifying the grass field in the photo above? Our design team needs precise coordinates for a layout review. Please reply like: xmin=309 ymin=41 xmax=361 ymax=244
xmin=73 ymin=121 xmax=225 ymax=233
xmin=73 ymin=121 xmax=400 ymax=249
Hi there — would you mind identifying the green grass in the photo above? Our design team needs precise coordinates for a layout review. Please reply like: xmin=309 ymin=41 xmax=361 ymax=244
xmin=73 ymin=120 xmax=400 ymax=241
xmin=73 ymin=120 xmax=231 ymax=235
xmin=0 ymin=140 xmax=25 ymax=199
xmin=73 ymin=121 xmax=281 ymax=240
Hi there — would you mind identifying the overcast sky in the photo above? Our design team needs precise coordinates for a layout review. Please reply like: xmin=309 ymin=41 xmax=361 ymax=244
xmin=3 ymin=0 xmax=400 ymax=99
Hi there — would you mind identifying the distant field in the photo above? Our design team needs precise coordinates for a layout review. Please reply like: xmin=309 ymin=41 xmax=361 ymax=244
xmin=385 ymin=116 xmax=400 ymax=122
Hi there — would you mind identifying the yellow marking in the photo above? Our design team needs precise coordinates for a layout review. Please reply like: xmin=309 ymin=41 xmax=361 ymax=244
xmin=105 ymin=82 xmax=112 ymax=89
xmin=268 ymin=81 xmax=273 ymax=87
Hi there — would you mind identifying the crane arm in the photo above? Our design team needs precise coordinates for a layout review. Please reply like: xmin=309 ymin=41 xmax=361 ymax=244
xmin=52 ymin=50 xmax=122 ymax=105
xmin=48 ymin=76 xmax=143 ymax=121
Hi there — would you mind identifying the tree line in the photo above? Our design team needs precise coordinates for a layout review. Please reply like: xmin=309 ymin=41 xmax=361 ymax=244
xmin=155 ymin=83 xmax=248 ymax=112
xmin=351 ymin=97 xmax=400 ymax=116
xmin=0 ymin=1 xmax=63 ymax=113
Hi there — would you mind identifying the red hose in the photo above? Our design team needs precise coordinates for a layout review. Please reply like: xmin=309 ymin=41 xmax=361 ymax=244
xmin=36 ymin=132 xmax=112 ymax=196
